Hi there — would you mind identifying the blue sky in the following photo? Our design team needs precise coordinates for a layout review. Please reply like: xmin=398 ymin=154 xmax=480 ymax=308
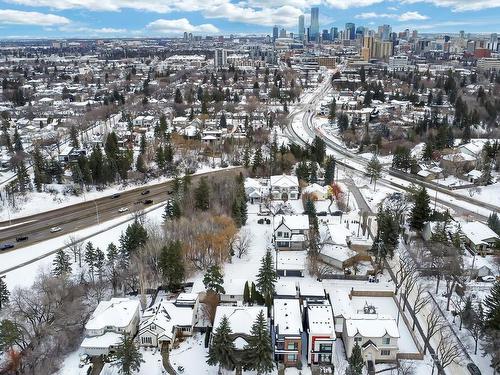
xmin=0 ymin=0 xmax=499 ymax=39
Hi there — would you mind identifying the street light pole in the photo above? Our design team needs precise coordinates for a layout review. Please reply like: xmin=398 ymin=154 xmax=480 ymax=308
xmin=94 ymin=200 xmax=99 ymax=224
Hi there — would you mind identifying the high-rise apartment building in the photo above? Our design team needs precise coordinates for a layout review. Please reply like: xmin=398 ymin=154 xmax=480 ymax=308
xmin=214 ymin=48 xmax=227 ymax=68
xmin=310 ymin=7 xmax=319 ymax=40
xmin=378 ymin=24 xmax=391 ymax=41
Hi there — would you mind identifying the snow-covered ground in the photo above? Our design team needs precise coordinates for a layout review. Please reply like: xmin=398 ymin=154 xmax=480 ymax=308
xmin=100 ymin=348 xmax=164 ymax=375
xmin=456 ymin=181 xmax=500 ymax=208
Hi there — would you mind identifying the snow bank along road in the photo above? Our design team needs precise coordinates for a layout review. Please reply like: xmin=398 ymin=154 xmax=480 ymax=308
xmin=0 ymin=167 xmax=243 ymax=250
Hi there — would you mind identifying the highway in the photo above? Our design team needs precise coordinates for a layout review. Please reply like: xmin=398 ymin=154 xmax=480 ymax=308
xmin=0 ymin=167 xmax=243 ymax=251
xmin=286 ymin=70 xmax=496 ymax=221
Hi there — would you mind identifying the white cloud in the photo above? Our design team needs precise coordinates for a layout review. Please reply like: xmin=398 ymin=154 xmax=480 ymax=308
xmin=59 ymin=25 xmax=127 ymax=34
xmin=323 ymin=0 xmax=385 ymax=10
xmin=402 ymin=0 xmax=500 ymax=12
xmin=147 ymin=18 xmax=219 ymax=34
xmin=0 ymin=9 xmax=70 ymax=25
xmin=356 ymin=11 xmax=428 ymax=21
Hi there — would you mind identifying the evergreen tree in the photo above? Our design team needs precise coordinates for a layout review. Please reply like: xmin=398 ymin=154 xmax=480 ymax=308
xmin=139 ymin=134 xmax=147 ymax=155
xmin=366 ymin=154 xmax=382 ymax=187
xmin=0 ymin=278 xmax=9 ymax=310
xmin=105 ymin=131 xmax=119 ymax=159
xmin=94 ymin=247 xmax=105 ymax=281
xmin=16 ymin=160 xmax=31 ymax=193
xmin=13 ymin=128 xmax=23 ymax=152
xmin=347 ymin=342 xmax=364 ymax=375
xmin=371 ymin=209 xmax=399 ymax=264
xmin=337 ymin=112 xmax=349 ymax=132
xmin=174 ymin=88 xmax=183 ymax=104
xmin=324 ymin=156 xmax=336 ymax=185
xmin=311 ymin=136 xmax=326 ymax=164
xmin=52 ymin=250 xmax=72 ymax=277
xmin=119 ymin=221 xmax=148 ymax=258
xmin=243 ymin=281 xmax=251 ymax=304
xmin=480 ymin=161 xmax=493 ymax=186
xmin=219 ymin=113 xmax=227 ymax=128
xmin=488 ymin=213 xmax=500 ymax=236
xmin=207 ymin=315 xmax=236 ymax=371
xmin=136 ymin=154 xmax=147 ymax=173
xmin=485 ymin=280 xmax=500 ymax=331
xmin=84 ymin=242 xmax=96 ymax=281
xmin=410 ymin=187 xmax=431 ymax=231
xmin=243 ymin=310 xmax=274 ymax=374
xmin=328 ymin=98 xmax=336 ymax=122
xmin=252 ymin=147 xmax=263 ymax=173
xmin=159 ymin=241 xmax=185 ymax=291
xmin=112 ymin=334 xmax=144 ymax=375
xmin=256 ymin=249 xmax=277 ymax=302
xmin=194 ymin=177 xmax=210 ymax=210
xmin=203 ymin=265 xmax=225 ymax=294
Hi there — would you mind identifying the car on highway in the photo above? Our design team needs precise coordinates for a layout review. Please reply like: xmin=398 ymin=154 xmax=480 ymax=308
xmin=0 ymin=243 xmax=14 ymax=251
xmin=118 ymin=207 xmax=129 ymax=213
xmin=50 ymin=226 xmax=62 ymax=233
xmin=16 ymin=235 xmax=28 ymax=242
xmin=481 ymin=275 xmax=496 ymax=282
xmin=143 ymin=199 xmax=153 ymax=205
xmin=331 ymin=210 xmax=343 ymax=216
xmin=167 ymin=190 xmax=174 ymax=195
xmin=467 ymin=363 xmax=482 ymax=375
xmin=111 ymin=193 xmax=121 ymax=199
xmin=141 ymin=190 xmax=150 ymax=195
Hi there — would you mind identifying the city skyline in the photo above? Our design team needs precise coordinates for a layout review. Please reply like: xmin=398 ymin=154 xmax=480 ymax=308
xmin=0 ymin=0 xmax=500 ymax=38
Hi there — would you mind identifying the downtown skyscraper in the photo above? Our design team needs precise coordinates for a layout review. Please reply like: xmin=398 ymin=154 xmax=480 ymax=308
xmin=298 ymin=15 xmax=305 ymax=40
xmin=310 ymin=7 xmax=319 ymax=40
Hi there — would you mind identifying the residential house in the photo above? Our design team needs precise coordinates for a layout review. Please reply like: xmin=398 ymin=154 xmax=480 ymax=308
xmin=270 ymin=175 xmax=300 ymax=200
xmin=80 ymin=298 xmax=140 ymax=356
xmin=273 ymin=299 xmax=303 ymax=367
xmin=273 ymin=215 xmax=310 ymax=250
xmin=343 ymin=315 xmax=399 ymax=363
xmin=318 ymin=223 xmax=358 ymax=270
xmin=220 ymin=278 xmax=247 ymax=305
xmin=138 ymin=298 xmax=196 ymax=350
xmin=305 ymin=301 xmax=336 ymax=366
xmin=276 ymin=250 xmax=307 ymax=277
xmin=461 ymin=221 xmax=500 ymax=255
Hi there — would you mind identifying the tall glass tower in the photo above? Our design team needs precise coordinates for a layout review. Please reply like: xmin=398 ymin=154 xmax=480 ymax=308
xmin=298 ymin=15 xmax=305 ymax=40
xmin=310 ymin=7 xmax=319 ymax=40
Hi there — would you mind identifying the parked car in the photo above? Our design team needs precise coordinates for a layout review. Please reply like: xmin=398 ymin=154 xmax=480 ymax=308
xmin=167 ymin=190 xmax=173 ymax=195
xmin=111 ymin=193 xmax=121 ymax=199
xmin=141 ymin=190 xmax=150 ymax=195
xmin=331 ymin=210 xmax=343 ymax=216
xmin=50 ymin=227 xmax=62 ymax=233
xmin=143 ymin=199 xmax=153 ymax=205
xmin=177 ymin=366 xmax=185 ymax=373
xmin=118 ymin=207 xmax=129 ymax=213
xmin=481 ymin=275 xmax=496 ymax=282
xmin=467 ymin=363 xmax=482 ymax=375
xmin=0 ymin=243 xmax=14 ymax=251
xmin=16 ymin=235 xmax=28 ymax=242
xmin=317 ymin=211 xmax=328 ymax=216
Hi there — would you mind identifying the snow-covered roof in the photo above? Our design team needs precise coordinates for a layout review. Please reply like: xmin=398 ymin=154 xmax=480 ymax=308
xmin=140 ymin=301 xmax=193 ymax=340
xmin=299 ymin=281 xmax=325 ymax=298
xmin=222 ymin=278 xmax=247 ymax=296
xmin=275 ymin=280 xmax=298 ymax=297
xmin=461 ymin=221 xmax=499 ymax=245
xmin=270 ymin=174 xmax=299 ymax=188
xmin=307 ymin=303 xmax=335 ymax=335
xmin=344 ymin=314 xmax=399 ymax=338
xmin=213 ymin=306 xmax=266 ymax=336
xmin=274 ymin=215 xmax=310 ymax=231
xmin=277 ymin=250 xmax=307 ymax=271
xmin=321 ymin=243 xmax=357 ymax=263
xmin=273 ymin=299 xmax=302 ymax=336
xmin=81 ymin=332 xmax=123 ymax=350
xmin=85 ymin=298 xmax=140 ymax=331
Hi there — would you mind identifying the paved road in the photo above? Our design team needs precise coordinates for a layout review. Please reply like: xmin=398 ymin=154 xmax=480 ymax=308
xmin=0 ymin=167 xmax=243 ymax=251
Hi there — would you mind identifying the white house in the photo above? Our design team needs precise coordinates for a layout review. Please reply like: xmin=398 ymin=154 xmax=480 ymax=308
xmin=461 ymin=221 xmax=499 ymax=255
xmin=273 ymin=215 xmax=310 ymax=250
xmin=138 ymin=300 xmax=195 ymax=350
xmin=342 ymin=314 xmax=399 ymax=363
xmin=81 ymin=298 xmax=140 ymax=356
xmin=220 ymin=278 xmax=247 ymax=304
xmin=270 ymin=175 xmax=300 ymax=200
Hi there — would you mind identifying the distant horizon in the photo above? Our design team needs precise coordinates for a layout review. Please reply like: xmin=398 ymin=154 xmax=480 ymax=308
xmin=0 ymin=0 xmax=500 ymax=39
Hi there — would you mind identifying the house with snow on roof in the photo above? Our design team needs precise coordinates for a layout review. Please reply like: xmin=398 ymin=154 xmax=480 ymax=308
xmin=342 ymin=314 xmax=399 ymax=363
xmin=273 ymin=215 xmax=310 ymax=250
xmin=80 ymin=298 xmax=140 ymax=357
xmin=270 ymin=174 xmax=300 ymax=200
xmin=461 ymin=221 xmax=500 ymax=255
xmin=272 ymin=299 xmax=303 ymax=368
xmin=138 ymin=296 xmax=197 ymax=350
xmin=305 ymin=300 xmax=336 ymax=366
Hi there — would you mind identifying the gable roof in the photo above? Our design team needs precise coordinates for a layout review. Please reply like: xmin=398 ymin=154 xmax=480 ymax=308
xmin=344 ymin=315 xmax=399 ymax=339
xmin=213 ymin=306 xmax=266 ymax=336
xmin=85 ymin=298 xmax=140 ymax=331
xmin=270 ymin=174 xmax=299 ymax=188
xmin=139 ymin=301 xmax=193 ymax=341
xmin=462 ymin=221 xmax=500 ymax=245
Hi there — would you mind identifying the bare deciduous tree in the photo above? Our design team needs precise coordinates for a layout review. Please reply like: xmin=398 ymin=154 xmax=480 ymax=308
xmin=233 ymin=229 xmax=251 ymax=259
xmin=412 ymin=284 xmax=430 ymax=331
xmin=65 ymin=235 xmax=83 ymax=267
xmin=424 ymin=308 xmax=444 ymax=355
xmin=436 ymin=331 xmax=462 ymax=371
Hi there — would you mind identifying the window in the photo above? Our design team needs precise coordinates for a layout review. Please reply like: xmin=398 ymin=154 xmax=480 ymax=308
xmin=319 ymin=343 xmax=332 ymax=352
xmin=354 ymin=336 xmax=362 ymax=343
xmin=381 ymin=350 xmax=390 ymax=356
xmin=287 ymin=342 xmax=297 ymax=350
xmin=284 ymin=232 xmax=290 ymax=238
xmin=277 ymin=231 xmax=283 ymax=237
xmin=382 ymin=337 xmax=390 ymax=345
xmin=287 ymin=354 xmax=296 ymax=361
xmin=141 ymin=336 xmax=152 ymax=345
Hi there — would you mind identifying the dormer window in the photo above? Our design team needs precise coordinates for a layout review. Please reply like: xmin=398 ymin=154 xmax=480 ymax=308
xmin=382 ymin=337 xmax=390 ymax=345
